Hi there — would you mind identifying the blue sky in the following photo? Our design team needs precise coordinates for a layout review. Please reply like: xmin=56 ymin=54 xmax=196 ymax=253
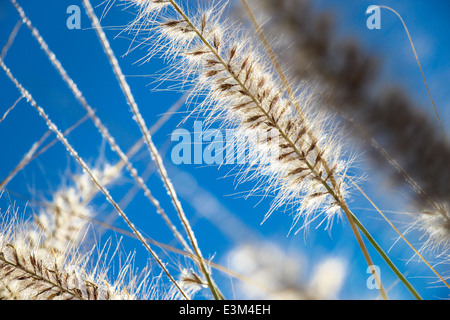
xmin=0 ymin=0 xmax=449 ymax=300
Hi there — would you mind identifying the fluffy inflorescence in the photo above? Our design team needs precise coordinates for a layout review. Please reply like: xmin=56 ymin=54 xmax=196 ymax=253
xmin=127 ymin=0 xmax=354 ymax=230
xmin=27 ymin=164 xmax=120 ymax=254
xmin=256 ymin=0 xmax=450 ymax=248
xmin=227 ymin=242 xmax=346 ymax=299
xmin=0 ymin=222 xmax=131 ymax=300
xmin=412 ymin=205 xmax=450 ymax=257
xmin=0 ymin=164 xmax=156 ymax=300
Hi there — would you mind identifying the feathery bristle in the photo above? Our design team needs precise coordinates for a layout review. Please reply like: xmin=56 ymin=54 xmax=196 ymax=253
xmin=126 ymin=0 xmax=356 ymax=230
xmin=0 ymin=219 xmax=133 ymax=300
xmin=27 ymin=164 xmax=119 ymax=254
xmin=254 ymin=0 xmax=450 ymax=248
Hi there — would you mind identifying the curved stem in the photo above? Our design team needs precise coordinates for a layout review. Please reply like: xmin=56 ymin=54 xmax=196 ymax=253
xmin=350 ymin=213 xmax=423 ymax=300
xmin=83 ymin=0 xmax=221 ymax=300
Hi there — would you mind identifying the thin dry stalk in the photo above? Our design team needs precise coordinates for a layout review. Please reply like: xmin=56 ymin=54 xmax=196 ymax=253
xmin=255 ymin=0 xmax=450 ymax=243
xmin=28 ymin=165 xmax=118 ymax=254
xmin=0 ymin=220 xmax=133 ymax=300
xmin=0 ymin=96 xmax=22 ymax=124
xmin=0 ymin=19 xmax=22 ymax=60
xmin=10 ymin=0 xmax=191 ymax=254
xmin=379 ymin=5 xmax=446 ymax=137
xmin=126 ymin=0 xmax=389 ymax=298
xmin=0 ymin=131 xmax=51 ymax=192
xmin=82 ymin=0 xmax=222 ymax=300
xmin=239 ymin=0 xmax=387 ymax=298
xmin=0 ymin=57 xmax=189 ymax=299
xmin=0 ymin=113 xmax=91 ymax=193
xmin=29 ymin=112 xmax=91 ymax=163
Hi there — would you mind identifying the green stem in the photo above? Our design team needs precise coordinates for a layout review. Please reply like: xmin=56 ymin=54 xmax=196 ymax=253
xmin=350 ymin=213 xmax=423 ymax=300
